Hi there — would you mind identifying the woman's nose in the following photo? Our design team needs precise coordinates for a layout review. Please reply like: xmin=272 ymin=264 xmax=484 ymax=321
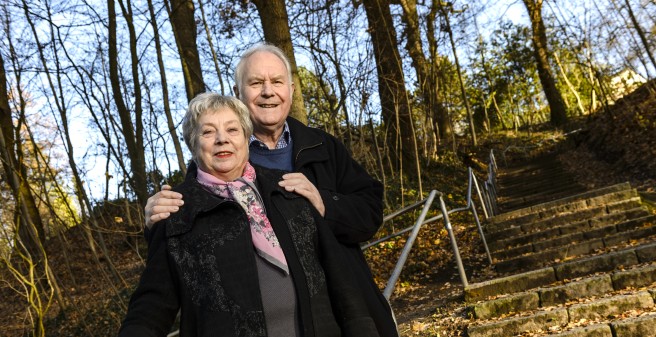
xmin=214 ymin=131 xmax=227 ymax=144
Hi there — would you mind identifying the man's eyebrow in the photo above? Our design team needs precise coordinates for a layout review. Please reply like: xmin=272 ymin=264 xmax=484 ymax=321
xmin=246 ymin=75 xmax=263 ymax=81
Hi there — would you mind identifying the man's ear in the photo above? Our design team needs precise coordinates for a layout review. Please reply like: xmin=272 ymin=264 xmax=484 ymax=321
xmin=233 ymin=85 xmax=239 ymax=98
xmin=290 ymin=82 xmax=295 ymax=96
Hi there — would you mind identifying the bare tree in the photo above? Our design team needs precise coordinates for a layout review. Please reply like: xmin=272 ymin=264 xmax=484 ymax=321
xmin=523 ymin=0 xmax=569 ymax=126
xmin=108 ymin=0 xmax=149 ymax=207
xmin=165 ymin=0 xmax=206 ymax=101
xmin=623 ymin=0 xmax=656 ymax=73
xmin=361 ymin=0 xmax=422 ymax=197
xmin=0 ymin=46 xmax=45 ymax=263
xmin=196 ymin=0 xmax=226 ymax=95
xmin=147 ymin=0 xmax=187 ymax=175
xmin=397 ymin=0 xmax=443 ymax=156
xmin=252 ymin=0 xmax=309 ymax=124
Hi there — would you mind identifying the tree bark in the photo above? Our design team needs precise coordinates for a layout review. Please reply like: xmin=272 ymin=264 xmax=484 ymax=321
xmin=624 ymin=0 xmax=656 ymax=72
xmin=147 ymin=0 xmax=187 ymax=175
xmin=398 ymin=0 xmax=435 ymax=155
xmin=108 ymin=0 xmax=149 ymax=207
xmin=437 ymin=2 xmax=477 ymax=146
xmin=361 ymin=0 xmax=420 ymax=186
xmin=425 ymin=4 xmax=452 ymax=144
xmin=196 ymin=0 xmax=225 ymax=95
xmin=165 ymin=0 xmax=205 ymax=101
xmin=4 ymin=8 xmax=47 ymax=258
xmin=252 ymin=0 xmax=308 ymax=124
xmin=26 ymin=0 xmax=127 ymax=291
xmin=523 ymin=0 xmax=568 ymax=127
xmin=553 ymin=51 xmax=586 ymax=116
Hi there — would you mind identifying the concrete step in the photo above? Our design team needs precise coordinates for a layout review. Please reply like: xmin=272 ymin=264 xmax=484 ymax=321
xmin=486 ymin=196 xmax=644 ymax=243
xmin=465 ymin=241 xmax=656 ymax=302
xmin=464 ymin=152 xmax=656 ymax=337
xmin=485 ymin=185 xmax=638 ymax=234
xmin=491 ymin=214 xmax=655 ymax=266
xmin=498 ymin=172 xmax=580 ymax=193
xmin=488 ymin=183 xmax=633 ymax=225
xmin=469 ymin=263 xmax=656 ymax=320
xmin=488 ymin=211 xmax=654 ymax=257
xmin=499 ymin=186 xmax=590 ymax=212
xmin=467 ymin=290 xmax=656 ymax=337
xmin=498 ymin=170 xmax=578 ymax=193
xmin=494 ymin=224 xmax=656 ymax=275
xmin=498 ymin=160 xmax=565 ymax=182
xmin=550 ymin=314 xmax=656 ymax=336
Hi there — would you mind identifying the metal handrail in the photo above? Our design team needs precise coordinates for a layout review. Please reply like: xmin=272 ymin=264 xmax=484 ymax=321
xmin=480 ymin=150 xmax=499 ymax=216
xmin=381 ymin=190 xmax=438 ymax=298
xmin=365 ymin=161 xmax=500 ymax=298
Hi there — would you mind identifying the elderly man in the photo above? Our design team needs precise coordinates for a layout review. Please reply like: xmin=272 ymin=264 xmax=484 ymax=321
xmin=145 ymin=44 xmax=398 ymax=337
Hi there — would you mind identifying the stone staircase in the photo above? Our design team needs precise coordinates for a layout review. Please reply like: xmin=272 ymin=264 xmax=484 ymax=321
xmin=465 ymin=154 xmax=656 ymax=337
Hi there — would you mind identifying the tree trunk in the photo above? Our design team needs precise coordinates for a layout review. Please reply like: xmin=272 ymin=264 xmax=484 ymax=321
xmin=438 ymin=2 xmax=477 ymax=146
xmin=25 ymin=0 xmax=126 ymax=291
xmin=108 ymin=0 xmax=149 ymax=207
xmin=147 ymin=0 xmax=187 ymax=175
xmin=165 ymin=0 xmax=205 ymax=101
xmin=553 ymin=51 xmax=586 ymax=116
xmin=624 ymin=0 xmax=656 ymax=72
xmin=5 ymin=7 xmax=46 ymax=258
xmin=398 ymin=0 xmax=436 ymax=157
xmin=523 ymin=0 xmax=568 ymax=127
xmin=252 ymin=0 xmax=308 ymax=124
xmin=196 ymin=0 xmax=226 ymax=95
xmin=361 ymin=0 xmax=419 ymax=186
xmin=0 ymin=50 xmax=57 ymax=337
xmin=426 ymin=4 xmax=452 ymax=145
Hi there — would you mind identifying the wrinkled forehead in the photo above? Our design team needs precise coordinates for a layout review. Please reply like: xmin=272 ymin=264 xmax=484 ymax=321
xmin=244 ymin=51 xmax=290 ymax=78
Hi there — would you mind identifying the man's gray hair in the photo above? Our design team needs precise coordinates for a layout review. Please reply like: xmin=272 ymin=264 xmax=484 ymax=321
xmin=182 ymin=93 xmax=253 ymax=160
xmin=234 ymin=43 xmax=294 ymax=95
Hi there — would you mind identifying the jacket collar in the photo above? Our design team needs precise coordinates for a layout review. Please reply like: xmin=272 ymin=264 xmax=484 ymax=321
xmin=167 ymin=161 xmax=227 ymax=236
xmin=286 ymin=117 xmax=329 ymax=168
xmin=167 ymin=162 xmax=301 ymax=237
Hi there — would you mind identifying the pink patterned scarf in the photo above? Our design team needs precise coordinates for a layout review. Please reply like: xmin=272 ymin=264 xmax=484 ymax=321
xmin=196 ymin=163 xmax=288 ymax=274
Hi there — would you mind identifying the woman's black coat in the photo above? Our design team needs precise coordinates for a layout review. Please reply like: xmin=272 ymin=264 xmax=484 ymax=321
xmin=119 ymin=163 xmax=378 ymax=337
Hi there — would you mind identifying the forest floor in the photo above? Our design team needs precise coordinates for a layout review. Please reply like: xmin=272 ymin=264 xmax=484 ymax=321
xmin=1 ymin=81 xmax=654 ymax=337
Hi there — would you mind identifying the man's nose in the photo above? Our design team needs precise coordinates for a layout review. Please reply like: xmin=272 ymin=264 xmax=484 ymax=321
xmin=260 ymin=81 xmax=274 ymax=97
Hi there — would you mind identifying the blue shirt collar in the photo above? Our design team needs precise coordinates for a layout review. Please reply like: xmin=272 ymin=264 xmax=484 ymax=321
xmin=249 ymin=122 xmax=291 ymax=150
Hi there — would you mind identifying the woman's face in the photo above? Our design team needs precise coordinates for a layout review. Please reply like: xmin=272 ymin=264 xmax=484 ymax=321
xmin=196 ymin=107 xmax=248 ymax=181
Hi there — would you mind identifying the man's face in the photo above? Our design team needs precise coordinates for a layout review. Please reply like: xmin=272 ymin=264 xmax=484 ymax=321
xmin=238 ymin=51 xmax=294 ymax=135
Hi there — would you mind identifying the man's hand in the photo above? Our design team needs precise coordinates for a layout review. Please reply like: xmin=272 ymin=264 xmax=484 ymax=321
xmin=278 ymin=173 xmax=325 ymax=217
xmin=145 ymin=185 xmax=184 ymax=229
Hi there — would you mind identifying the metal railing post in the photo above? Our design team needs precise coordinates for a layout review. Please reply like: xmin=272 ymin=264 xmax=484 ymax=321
xmin=437 ymin=193 xmax=468 ymax=287
xmin=470 ymin=202 xmax=493 ymax=265
xmin=382 ymin=190 xmax=438 ymax=299
xmin=471 ymin=169 xmax=489 ymax=219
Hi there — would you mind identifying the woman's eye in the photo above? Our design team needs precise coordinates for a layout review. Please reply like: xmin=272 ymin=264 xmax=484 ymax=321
xmin=202 ymin=130 xmax=215 ymax=137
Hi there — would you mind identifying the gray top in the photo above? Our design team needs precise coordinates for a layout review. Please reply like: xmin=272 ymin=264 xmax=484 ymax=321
xmin=255 ymin=254 xmax=300 ymax=337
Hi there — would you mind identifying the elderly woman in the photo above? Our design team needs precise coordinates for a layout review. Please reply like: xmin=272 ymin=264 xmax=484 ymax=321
xmin=118 ymin=94 xmax=378 ymax=337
